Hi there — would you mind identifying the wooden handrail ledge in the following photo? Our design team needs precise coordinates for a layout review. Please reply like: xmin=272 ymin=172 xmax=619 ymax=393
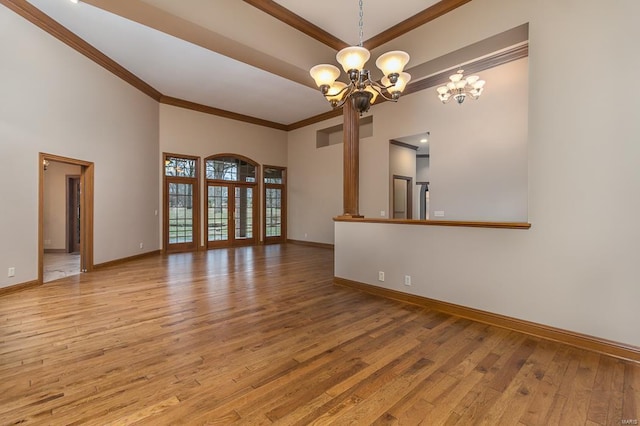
xmin=333 ymin=217 xmax=531 ymax=230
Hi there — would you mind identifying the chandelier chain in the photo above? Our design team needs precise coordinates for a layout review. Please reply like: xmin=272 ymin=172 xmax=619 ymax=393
xmin=358 ymin=0 xmax=364 ymax=47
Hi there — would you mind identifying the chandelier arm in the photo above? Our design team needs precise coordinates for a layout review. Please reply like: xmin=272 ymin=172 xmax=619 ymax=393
xmin=332 ymin=95 xmax=352 ymax=110
xmin=328 ymin=84 xmax=357 ymax=109
xmin=322 ymin=83 xmax=352 ymax=101
xmin=368 ymin=79 xmax=395 ymax=91
xmin=362 ymin=78 xmax=398 ymax=102
xmin=468 ymin=91 xmax=481 ymax=100
xmin=462 ymin=89 xmax=481 ymax=100
xmin=372 ymin=86 xmax=398 ymax=102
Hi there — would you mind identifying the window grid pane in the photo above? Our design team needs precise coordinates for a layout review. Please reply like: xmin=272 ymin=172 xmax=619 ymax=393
xmin=206 ymin=157 xmax=256 ymax=182
xmin=165 ymin=157 xmax=196 ymax=177
xmin=265 ymin=187 xmax=282 ymax=237
xmin=208 ymin=185 xmax=228 ymax=241
xmin=264 ymin=168 xmax=283 ymax=184
xmin=235 ymin=187 xmax=253 ymax=240
xmin=168 ymin=183 xmax=194 ymax=243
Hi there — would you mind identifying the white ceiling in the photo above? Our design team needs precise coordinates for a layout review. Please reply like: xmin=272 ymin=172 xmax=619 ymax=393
xmin=272 ymin=0 xmax=441 ymax=46
xmin=23 ymin=0 xmax=458 ymax=126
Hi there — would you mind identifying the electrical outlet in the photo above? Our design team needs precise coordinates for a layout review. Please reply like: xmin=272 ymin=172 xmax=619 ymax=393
xmin=434 ymin=211 xmax=445 ymax=217
xmin=378 ymin=271 xmax=385 ymax=282
xmin=8 ymin=267 xmax=15 ymax=277
xmin=380 ymin=210 xmax=386 ymax=217
xmin=139 ymin=242 xmax=144 ymax=249
xmin=404 ymin=275 xmax=411 ymax=286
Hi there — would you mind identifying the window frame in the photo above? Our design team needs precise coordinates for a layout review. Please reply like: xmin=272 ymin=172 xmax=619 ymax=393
xmin=163 ymin=152 xmax=200 ymax=253
xmin=263 ymin=165 xmax=287 ymax=244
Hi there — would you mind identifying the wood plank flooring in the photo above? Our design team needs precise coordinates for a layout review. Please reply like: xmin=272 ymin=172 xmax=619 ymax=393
xmin=0 ymin=244 xmax=638 ymax=425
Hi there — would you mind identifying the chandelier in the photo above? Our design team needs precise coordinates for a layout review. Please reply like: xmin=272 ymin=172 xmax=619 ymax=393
xmin=309 ymin=0 xmax=411 ymax=114
xmin=436 ymin=69 xmax=485 ymax=104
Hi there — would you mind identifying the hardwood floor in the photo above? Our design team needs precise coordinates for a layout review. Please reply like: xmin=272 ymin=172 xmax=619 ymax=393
xmin=0 ymin=244 xmax=638 ymax=425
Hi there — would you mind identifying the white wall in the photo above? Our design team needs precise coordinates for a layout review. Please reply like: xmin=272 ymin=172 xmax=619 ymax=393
xmin=0 ymin=6 xmax=160 ymax=288
xmin=429 ymin=59 xmax=528 ymax=222
xmin=416 ymin=157 xmax=429 ymax=183
xmin=287 ymin=116 xmax=344 ymax=244
xmin=43 ymin=162 xmax=82 ymax=251
xmin=159 ymin=105 xmax=288 ymax=246
xmin=370 ymin=59 xmax=529 ymax=223
xmin=335 ymin=0 xmax=640 ymax=347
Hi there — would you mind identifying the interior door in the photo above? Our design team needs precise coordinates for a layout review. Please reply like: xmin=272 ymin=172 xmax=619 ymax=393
xmin=67 ymin=176 xmax=81 ymax=253
xmin=393 ymin=175 xmax=413 ymax=219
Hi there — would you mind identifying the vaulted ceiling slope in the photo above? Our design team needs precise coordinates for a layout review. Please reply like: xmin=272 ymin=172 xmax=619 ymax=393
xmin=3 ymin=0 xmax=524 ymax=130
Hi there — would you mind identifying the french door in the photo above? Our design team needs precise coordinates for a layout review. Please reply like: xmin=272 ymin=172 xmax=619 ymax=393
xmin=205 ymin=155 xmax=258 ymax=248
xmin=207 ymin=183 xmax=257 ymax=247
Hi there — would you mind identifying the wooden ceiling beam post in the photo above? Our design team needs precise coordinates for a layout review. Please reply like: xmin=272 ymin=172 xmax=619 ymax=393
xmin=340 ymin=99 xmax=363 ymax=218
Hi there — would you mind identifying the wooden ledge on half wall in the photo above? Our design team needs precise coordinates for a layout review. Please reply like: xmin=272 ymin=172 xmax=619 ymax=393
xmin=333 ymin=216 xmax=531 ymax=230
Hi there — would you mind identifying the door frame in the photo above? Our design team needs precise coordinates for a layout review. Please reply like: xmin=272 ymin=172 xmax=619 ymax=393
xmin=39 ymin=153 xmax=94 ymax=283
xmin=392 ymin=174 xmax=413 ymax=219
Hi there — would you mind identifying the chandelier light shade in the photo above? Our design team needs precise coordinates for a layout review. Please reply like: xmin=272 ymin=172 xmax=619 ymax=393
xmin=336 ymin=47 xmax=370 ymax=73
xmin=309 ymin=0 xmax=411 ymax=114
xmin=375 ymin=51 xmax=410 ymax=76
xmin=436 ymin=70 xmax=485 ymax=104
xmin=309 ymin=64 xmax=340 ymax=88
xmin=382 ymin=72 xmax=411 ymax=97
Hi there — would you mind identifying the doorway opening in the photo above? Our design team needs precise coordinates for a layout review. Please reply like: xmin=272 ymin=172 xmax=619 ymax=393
xmin=392 ymin=175 xmax=413 ymax=219
xmin=39 ymin=154 xmax=94 ymax=283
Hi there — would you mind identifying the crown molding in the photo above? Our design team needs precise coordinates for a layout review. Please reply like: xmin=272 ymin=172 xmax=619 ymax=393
xmin=160 ymin=96 xmax=288 ymax=131
xmin=390 ymin=140 xmax=419 ymax=151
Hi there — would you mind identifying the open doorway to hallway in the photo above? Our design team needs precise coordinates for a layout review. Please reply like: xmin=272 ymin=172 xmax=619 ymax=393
xmin=39 ymin=154 xmax=94 ymax=283
xmin=42 ymin=161 xmax=81 ymax=282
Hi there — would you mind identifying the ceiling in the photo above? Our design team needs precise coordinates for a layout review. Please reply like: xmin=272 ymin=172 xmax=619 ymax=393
xmin=14 ymin=0 xmax=477 ymax=128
